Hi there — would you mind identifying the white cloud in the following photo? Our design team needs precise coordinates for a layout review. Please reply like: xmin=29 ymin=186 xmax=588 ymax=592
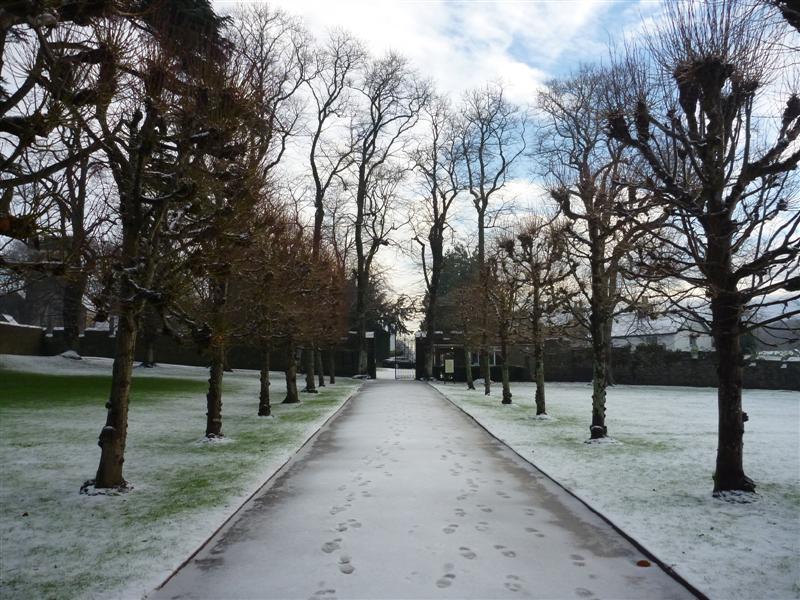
xmin=211 ymin=0 xmax=656 ymax=325
xmin=215 ymin=0 xmax=615 ymax=103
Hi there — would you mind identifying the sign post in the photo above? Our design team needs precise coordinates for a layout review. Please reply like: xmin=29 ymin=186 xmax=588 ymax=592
xmin=444 ymin=358 xmax=454 ymax=383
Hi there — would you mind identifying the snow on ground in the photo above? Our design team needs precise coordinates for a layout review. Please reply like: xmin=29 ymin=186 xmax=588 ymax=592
xmin=432 ymin=380 xmax=800 ymax=600
xmin=0 ymin=354 xmax=361 ymax=600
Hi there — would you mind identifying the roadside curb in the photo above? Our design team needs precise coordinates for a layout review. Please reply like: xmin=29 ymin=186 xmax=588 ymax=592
xmin=427 ymin=382 xmax=709 ymax=600
xmin=147 ymin=382 xmax=364 ymax=597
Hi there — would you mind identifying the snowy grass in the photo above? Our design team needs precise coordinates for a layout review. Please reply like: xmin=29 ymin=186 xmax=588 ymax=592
xmin=431 ymin=380 xmax=800 ymax=600
xmin=0 ymin=354 xmax=361 ymax=600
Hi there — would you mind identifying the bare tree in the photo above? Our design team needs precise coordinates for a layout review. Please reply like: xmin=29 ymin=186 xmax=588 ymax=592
xmin=500 ymin=217 xmax=571 ymax=415
xmin=303 ymin=30 xmax=364 ymax=391
xmin=486 ymin=241 xmax=525 ymax=404
xmin=411 ymin=96 xmax=463 ymax=379
xmin=460 ymin=83 xmax=526 ymax=395
xmin=79 ymin=4 xmax=233 ymax=489
xmin=350 ymin=52 xmax=428 ymax=374
xmin=1 ymin=7 xmax=107 ymax=242
xmin=607 ymin=0 xmax=800 ymax=493
xmin=539 ymin=65 xmax=663 ymax=439
xmin=308 ymin=31 xmax=364 ymax=255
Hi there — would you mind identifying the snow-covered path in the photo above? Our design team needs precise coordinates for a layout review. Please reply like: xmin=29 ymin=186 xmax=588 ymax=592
xmin=151 ymin=380 xmax=694 ymax=600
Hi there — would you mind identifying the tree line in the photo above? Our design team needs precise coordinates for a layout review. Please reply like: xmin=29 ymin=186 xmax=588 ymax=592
xmin=2 ymin=0 xmax=799 ymax=497
xmin=411 ymin=0 xmax=799 ymax=497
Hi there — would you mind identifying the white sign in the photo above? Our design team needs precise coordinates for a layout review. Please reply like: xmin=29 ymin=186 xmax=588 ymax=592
xmin=444 ymin=359 xmax=455 ymax=374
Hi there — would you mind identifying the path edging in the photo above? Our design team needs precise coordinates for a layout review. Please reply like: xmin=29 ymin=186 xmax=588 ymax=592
xmin=147 ymin=382 xmax=364 ymax=597
xmin=427 ymin=381 xmax=709 ymax=600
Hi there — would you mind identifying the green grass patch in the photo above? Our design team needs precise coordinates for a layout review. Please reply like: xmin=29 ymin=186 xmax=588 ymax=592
xmin=0 ymin=369 xmax=208 ymax=409
xmin=0 ymin=363 xmax=360 ymax=600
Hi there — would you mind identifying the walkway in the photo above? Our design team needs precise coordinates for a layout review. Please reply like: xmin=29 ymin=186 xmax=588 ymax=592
xmin=151 ymin=380 xmax=694 ymax=600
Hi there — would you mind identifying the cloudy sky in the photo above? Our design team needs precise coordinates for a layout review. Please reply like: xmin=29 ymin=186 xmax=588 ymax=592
xmin=213 ymin=0 xmax=661 ymax=326
xmin=217 ymin=1 xmax=659 ymax=103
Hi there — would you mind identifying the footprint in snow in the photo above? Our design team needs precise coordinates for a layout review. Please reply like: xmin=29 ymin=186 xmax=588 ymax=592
xmin=443 ymin=524 xmax=458 ymax=534
xmin=338 ymin=555 xmax=355 ymax=575
xmin=321 ymin=539 xmax=342 ymax=553
xmin=505 ymin=575 xmax=522 ymax=592
xmin=459 ymin=546 xmax=477 ymax=560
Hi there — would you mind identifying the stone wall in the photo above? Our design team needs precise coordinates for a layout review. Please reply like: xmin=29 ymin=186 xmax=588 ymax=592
xmin=416 ymin=336 xmax=799 ymax=391
xmin=542 ymin=343 xmax=799 ymax=391
xmin=0 ymin=322 xmax=43 ymax=356
xmin=2 ymin=323 xmax=372 ymax=377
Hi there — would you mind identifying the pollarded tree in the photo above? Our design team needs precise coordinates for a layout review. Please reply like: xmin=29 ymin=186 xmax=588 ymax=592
xmin=539 ymin=65 xmax=664 ymax=439
xmin=486 ymin=240 xmax=525 ymax=404
xmin=460 ymin=83 xmax=526 ymax=395
xmin=607 ymin=0 xmax=800 ymax=493
xmin=499 ymin=217 xmax=571 ymax=416
xmin=236 ymin=204 xmax=344 ymax=415
xmin=83 ymin=2 xmax=233 ymax=488
xmin=1 ymin=4 xmax=109 ymax=242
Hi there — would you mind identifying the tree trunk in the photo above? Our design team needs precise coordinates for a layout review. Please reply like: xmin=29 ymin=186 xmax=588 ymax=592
xmin=588 ymin=226 xmax=609 ymax=439
xmin=534 ymin=332 xmax=546 ymax=416
xmin=603 ymin=316 xmax=615 ymax=386
xmin=357 ymin=318 xmax=368 ymax=376
xmin=62 ymin=270 xmax=86 ymax=354
xmin=94 ymin=181 xmax=144 ymax=488
xmin=480 ymin=347 xmax=491 ymax=395
xmin=711 ymin=292 xmax=754 ymax=493
xmin=316 ymin=349 xmax=325 ymax=388
xmin=303 ymin=347 xmax=317 ymax=393
xmin=205 ymin=340 xmax=225 ymax=437
xmin=424 ymin=324 xmax=435 ymax=380
xmin=424 ymin=259 xmax=440 ymax=379
xmin=477 ymin=207 xmax=491 ymax=396
xmin=590 ymin=323 xmax=608 ymax=439
xmin=144 ymin=340 xmax=156 ymax=368
xmin=500 ymin=336 xmax=512 ymax=404
xmin=355 ymin=167 xmax=369 ymax=377
xmin=531 ymin=286 xmax=546 ymax=415
xmin=328 ymin=346 xmax=336 ymax=384
xmin=94 ymin=305 xmax=136 ymax=488
xmin=258 ymin=349 xmax=271 ymax=417
xmin=464 ymin=345 xmax=475 ymax=390
xmin=283 ymin=338 xmax=300 ymax=404
xmin=140 ymin=304 xmax=159 ymax=367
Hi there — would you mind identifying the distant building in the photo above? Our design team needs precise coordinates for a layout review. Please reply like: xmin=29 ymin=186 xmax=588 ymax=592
xmin=611 ymin=314 xmax=714 ymax=353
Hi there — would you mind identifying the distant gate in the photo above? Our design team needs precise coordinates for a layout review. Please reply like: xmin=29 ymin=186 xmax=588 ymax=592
xmin=393 ymin=333 xmax=416 ymax=380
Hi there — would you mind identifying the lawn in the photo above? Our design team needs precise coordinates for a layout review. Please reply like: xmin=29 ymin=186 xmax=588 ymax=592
xmin=432 ymin=380 xmax=800 ymax=600
xmin=0 ymin=354 xmax=361 ymax=600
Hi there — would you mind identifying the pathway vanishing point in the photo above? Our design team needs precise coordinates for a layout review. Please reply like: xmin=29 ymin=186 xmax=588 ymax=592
xmin=151 ymin=380 xmax=696 ymax=600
